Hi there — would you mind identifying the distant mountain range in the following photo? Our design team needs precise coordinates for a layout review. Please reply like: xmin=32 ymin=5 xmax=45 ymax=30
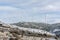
xmin=12 ymin=22 xmax=60 ymax=32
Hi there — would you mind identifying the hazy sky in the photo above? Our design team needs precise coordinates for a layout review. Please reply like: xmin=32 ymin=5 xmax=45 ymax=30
xmin=0 ymin=0 xmax=60 ymax=24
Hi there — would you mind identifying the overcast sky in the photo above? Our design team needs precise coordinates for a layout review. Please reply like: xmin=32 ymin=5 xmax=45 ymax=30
xmin=0 ymin=0 xmax=60 ymax=24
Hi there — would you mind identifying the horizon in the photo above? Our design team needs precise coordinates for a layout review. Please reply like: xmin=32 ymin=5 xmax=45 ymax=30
xmin=3 ymin=21 xmax=60 ymax=24
xmin=0 ymin=0 xmax=60 ymax=24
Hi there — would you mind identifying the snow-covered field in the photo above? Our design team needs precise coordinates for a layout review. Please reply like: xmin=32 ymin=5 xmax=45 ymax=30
xmin=19 ymin=36 xmax=59 ymax=40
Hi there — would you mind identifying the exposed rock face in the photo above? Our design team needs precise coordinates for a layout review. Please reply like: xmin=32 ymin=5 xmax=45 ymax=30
xmin=0 ymin=22 xmax=20 ymax=40
xmin=0 ymin=21 xmax=57 ymax=40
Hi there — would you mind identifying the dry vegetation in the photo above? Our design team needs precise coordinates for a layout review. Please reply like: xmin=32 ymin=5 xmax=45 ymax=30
xmin=0 ymin=22 xmax=59 ymax=40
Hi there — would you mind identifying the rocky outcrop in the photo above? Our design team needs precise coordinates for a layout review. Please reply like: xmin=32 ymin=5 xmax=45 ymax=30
xmin=0 ymin=21 xmax=57 ymax=40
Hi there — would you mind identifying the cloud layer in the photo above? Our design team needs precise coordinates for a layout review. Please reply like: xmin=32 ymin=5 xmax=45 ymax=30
xmin=0 ymin=0 xmax=60 ymax=23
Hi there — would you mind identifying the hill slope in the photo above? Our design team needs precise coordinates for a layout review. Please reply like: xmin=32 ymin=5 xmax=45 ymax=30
xmin=12 ymin=22 xmax=60 ymax=32
xmin=12 ymin=22 xmax=52 ymax=31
